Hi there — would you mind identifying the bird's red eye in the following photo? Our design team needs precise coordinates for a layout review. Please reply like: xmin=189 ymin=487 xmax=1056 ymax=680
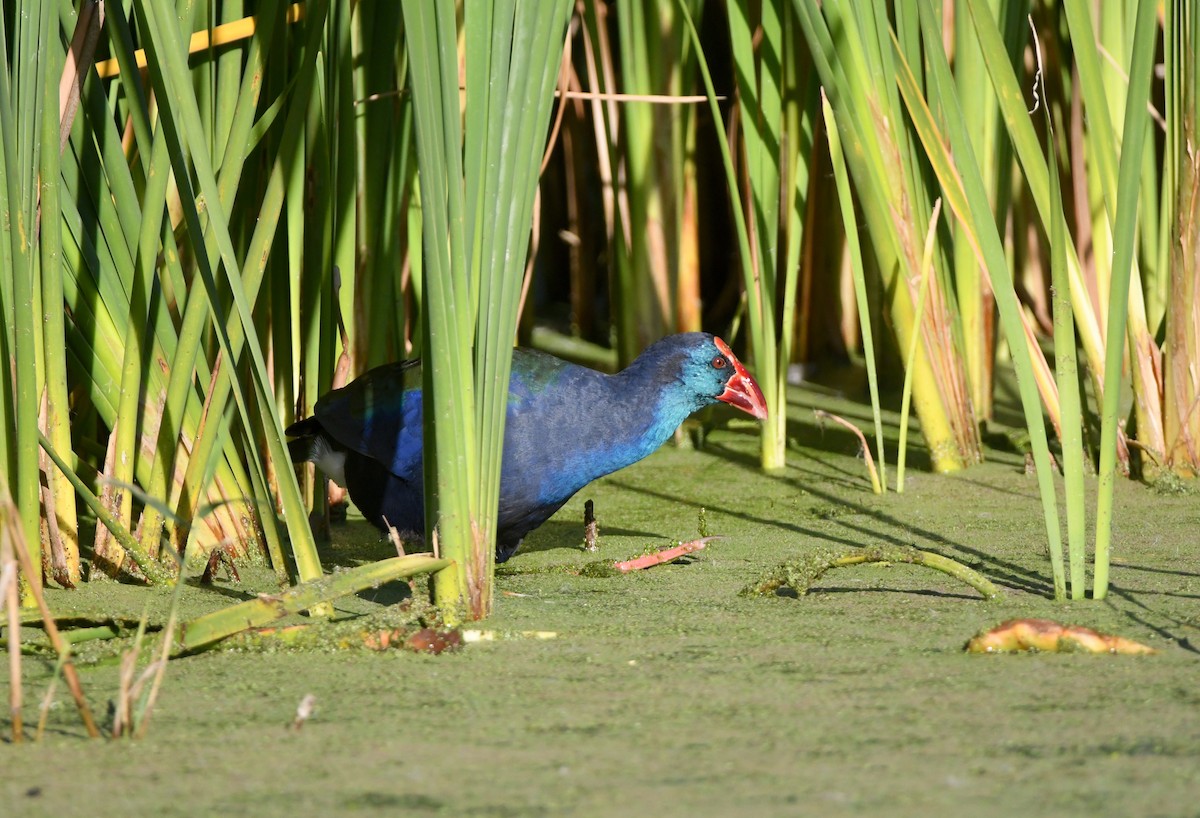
xmin=712 ymin=356 xmax=727 ymax=369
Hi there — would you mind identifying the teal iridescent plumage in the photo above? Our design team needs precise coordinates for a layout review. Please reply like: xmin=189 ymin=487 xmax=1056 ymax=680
xmin=287 ymin=333 xmax=766 ymax=561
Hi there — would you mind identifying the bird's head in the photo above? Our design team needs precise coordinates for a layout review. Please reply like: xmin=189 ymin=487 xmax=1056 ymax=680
xmin=637 ymin=333 xmax=768 ymax=421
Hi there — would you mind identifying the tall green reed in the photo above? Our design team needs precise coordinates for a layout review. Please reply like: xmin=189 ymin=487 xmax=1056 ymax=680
xmin=402 ymin=0 xmax=572 ymax=619
xmin=795 ymin=0 xmax=983 ymax=475
xmin=0 ymin=0 xmax=56 ymax=600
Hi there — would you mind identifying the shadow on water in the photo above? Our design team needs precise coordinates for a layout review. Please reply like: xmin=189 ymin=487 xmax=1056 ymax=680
xmin=517 ymin=519 xmax=663 ymax=556
xmin=1112 ymin=562 xmax=1200 ymax=580
xmin=799 ymin=586 xmax=985 ymax=602
xmin=314 ymin=515 xmax=664 ymax=570
xmin=1106 ymin=585 xmax=1200 ymax=656
xmin=607 ymin=453 xmax=1057 ymax=598
xmin=353 ymin=581 xmax=415 ymax=608
xmin=183 ymin=576 xmax=260 ymax=604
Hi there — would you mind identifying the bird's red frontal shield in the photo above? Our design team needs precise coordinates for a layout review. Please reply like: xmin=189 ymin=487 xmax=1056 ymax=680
xmin=713 ymin=337 xmax=768 ymax=420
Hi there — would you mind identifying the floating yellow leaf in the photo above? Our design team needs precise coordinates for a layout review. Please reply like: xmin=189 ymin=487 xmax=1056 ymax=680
xmin=966 ymin=619 xmax=1157 ymax=655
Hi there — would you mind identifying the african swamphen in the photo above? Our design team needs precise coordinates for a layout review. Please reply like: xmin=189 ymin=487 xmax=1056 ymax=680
xmin=286 ymin=332 xmax=766 ymax=562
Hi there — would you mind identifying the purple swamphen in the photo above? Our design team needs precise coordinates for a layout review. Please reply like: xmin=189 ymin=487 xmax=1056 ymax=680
xmin=286 ymin=332 xmax=767 ymax=562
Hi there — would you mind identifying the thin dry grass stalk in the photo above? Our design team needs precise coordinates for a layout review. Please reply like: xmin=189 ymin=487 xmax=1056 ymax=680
xmin=35 ymin=654 xmax=65 ymax=741
xmin=2 ymin=555 xmax=22 ymax=742
xmin=814 ymin=410 xmax=882 ymax=494
xmin=113 ymin=656 xmax=168 ymax=738
xmin=1 ymin=487 xmax=100 ymax=738
xmin=112 ymin=611 xmax=174 ymax=740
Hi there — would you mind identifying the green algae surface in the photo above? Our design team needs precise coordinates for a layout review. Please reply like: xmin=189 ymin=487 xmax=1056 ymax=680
xmin=4 ymin=384 xmax=1200 ymax=817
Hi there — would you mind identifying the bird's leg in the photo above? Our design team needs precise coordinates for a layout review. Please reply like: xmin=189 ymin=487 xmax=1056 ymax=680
xmin=583 ymin=499 xmax=599 ymax=552
xmin=305 ymin=470 xmax=337 ymax=543
xmin=327 ymin=479 xmax=348 ymax=522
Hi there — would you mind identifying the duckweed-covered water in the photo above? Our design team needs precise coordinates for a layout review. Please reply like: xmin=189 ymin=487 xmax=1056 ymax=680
xmin=3 ymin=382 xmax=1199 ymax=817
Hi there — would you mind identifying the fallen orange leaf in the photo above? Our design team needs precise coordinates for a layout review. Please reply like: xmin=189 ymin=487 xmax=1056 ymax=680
xmin=966 ymin=618 xmax=1157 ymax=655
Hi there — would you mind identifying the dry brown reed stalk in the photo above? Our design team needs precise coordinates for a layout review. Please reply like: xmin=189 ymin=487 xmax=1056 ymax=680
xmin=114 ymin=607 xmax=176 ymax=740
xmin=1 ymin=487 xmax=100 ymax=738
xmin=2 ymin=551 xmax=22 ymax=742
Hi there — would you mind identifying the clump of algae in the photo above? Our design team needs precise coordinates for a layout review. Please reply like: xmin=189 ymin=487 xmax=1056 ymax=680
xmin=742 ymin=544 xmax=1000 ymax=600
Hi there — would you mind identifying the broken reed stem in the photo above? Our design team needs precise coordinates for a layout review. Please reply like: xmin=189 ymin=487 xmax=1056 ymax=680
xmin=3 ymin=509 xmax=100 ymax=737
xmin=577 ymin=536 xmax=721 ymax=577
xmin=744 ymin=544 xmax=1000 ymax=600
xmin=814 ymin=410 xmax=882 ymax=493
xmin=583 ymin=499 xmax=599 ymax=551
xmin=613 ymin=536 xmax=719 ymax=573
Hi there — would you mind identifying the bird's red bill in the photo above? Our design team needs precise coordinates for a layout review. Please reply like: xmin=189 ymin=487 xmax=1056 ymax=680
xmin=713 ymin=337 xmax=768 ymax=420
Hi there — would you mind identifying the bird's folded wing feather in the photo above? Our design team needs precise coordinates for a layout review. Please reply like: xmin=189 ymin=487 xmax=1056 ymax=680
xmin=313 ymin=359 xmax=424 ymax=482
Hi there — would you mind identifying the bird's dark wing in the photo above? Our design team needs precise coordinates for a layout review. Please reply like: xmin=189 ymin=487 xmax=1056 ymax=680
xmin=499 ymin=351 xmax=620 ymax=510
xmin=312 ymin=359 xmax=424 ymax=482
